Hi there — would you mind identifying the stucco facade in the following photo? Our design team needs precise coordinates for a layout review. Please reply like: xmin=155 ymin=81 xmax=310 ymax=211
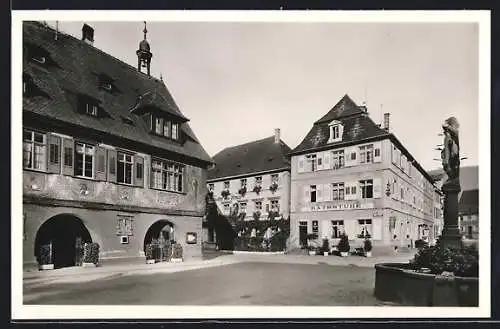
xmin=290 ymin=138 xmax=436 ymax=252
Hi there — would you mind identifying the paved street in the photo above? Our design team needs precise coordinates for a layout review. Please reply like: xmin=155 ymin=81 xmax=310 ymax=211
xmin=24 ymin=251 xmax=418 ymax=306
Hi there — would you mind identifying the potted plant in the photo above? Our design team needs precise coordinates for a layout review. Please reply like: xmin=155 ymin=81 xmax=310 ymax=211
xmin=171 ymin=242 xmax=183 ymax=263
xmin=253 ymin=185 xmax=262 ymax=194
xmin=337 ymin=234 xmax=350 ymax=257
xmin=306 ymin=233 xmax=318 ymax=255
xmin=221 ymin=189 xmax=230 ymax=199
xmin=253 ymin=210 xmax=261 ymax=221
xmin=82 ymin=242 xmax=100 ymax=267
xmin=145 ymin=244 xmax=156 ymax=264
xmin=238 ymin=186 xmax=247 ymax=196
xmin=321 ymin=238 xmax=330 ymax=256
xmin=269 ymin=182 xmax=278 ymax=193
xmin=364 ymin=238 xmax=373 ymax=257
xmin=38 ymin=243 xmax=54 ymax=270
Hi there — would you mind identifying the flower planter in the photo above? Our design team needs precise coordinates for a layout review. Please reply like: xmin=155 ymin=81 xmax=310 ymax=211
xmin=308 ymin=251 xmax=316 ymax=256
xmin=146 ymin=259 xmax=156 ymax=264
xmin=340 ymin=251 xmax=348 ymax=257
xmin=82 ymin=262 xmax=97 ymax=268
xmin=323 ymin=252 xmax=329 ymax=256
xmin=171 ymin=258 xmax=183 ymax=263
xmin=365 ymin=251 xmax=372 ymax=258
xmin=38 ymin=264 xmax=54 ymax=271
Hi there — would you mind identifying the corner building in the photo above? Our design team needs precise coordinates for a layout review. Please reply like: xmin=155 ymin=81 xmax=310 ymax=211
xmin=289 ymin=95 xmax=436 ymax=252
xmin=22 ymin=22 xmax=212 ymax=269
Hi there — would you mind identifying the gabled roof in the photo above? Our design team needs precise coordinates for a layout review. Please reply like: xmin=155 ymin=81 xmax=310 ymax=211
xmin=459 ymin=189 xmax=479 ymax=215
xmin=207 ymin=136 xmax=292 ymax=181
xmin=22 ymin=21 xmax=212 ymax=165
xmin=291 ymin=94 xmax=390 ymax=155
xmin=314 ymin=94 xmax=365 ymax=124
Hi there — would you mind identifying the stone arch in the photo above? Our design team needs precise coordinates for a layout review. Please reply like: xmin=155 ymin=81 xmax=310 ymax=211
xmin=143 ymin=220 xmax=175 ymax=252
xmin=34 ymin=213 xmax=92 ymax=269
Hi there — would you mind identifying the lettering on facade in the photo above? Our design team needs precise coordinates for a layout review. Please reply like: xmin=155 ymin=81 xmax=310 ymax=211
xmin=116 ymin=215 xmax=134 ymax=236
xmin=373 ymin=210 xmax=384 ymax=217
xmin=302 ymin=202 xmax=374 ymax=212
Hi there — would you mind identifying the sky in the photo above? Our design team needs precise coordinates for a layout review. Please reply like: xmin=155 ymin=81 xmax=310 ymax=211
xmin=47 ymin=20 xmax=479 ymax=172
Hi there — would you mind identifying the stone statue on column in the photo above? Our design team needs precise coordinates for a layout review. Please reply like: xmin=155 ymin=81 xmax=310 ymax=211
xmin=439 ymin=116 xmax=463 ymax=248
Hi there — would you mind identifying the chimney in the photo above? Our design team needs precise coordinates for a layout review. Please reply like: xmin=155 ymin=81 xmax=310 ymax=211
xmin=82 ymin=24 xmax=94 ymax=45
xmin=383 ymin=113 xmax=390 ymax=131
xmin=274 ymin=128 xmax=281 ymax=144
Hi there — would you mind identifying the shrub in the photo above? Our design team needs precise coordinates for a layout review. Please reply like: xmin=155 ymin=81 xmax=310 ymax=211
xmin=83 ymin=242 xmax=100 ymax=265
xmin=172 ymin=243 xmax=183 ymax=259
xmin=238 ymin=186 xmax=247 ymax=196
xmin=253 ymin=185 xmax=262 ymax=194
xmin=39 ymin=244 xmax=52 ymax=265
xmin=410 ymin=244 xmax=478 ymax=277
xmin=364 ymin=239 xmax=373 ymax=252
xmin=337 ymin=234 xmax=350 ymax=253
xmin=414 ymin=239 xmax=429 ymax=249
xmin=320 ymin=238 xmax=330 ymax=253
xmin=221 ymin=189 xmax=230 ymax=199
xmin=253 ymin=211 xmax=261 ymax=221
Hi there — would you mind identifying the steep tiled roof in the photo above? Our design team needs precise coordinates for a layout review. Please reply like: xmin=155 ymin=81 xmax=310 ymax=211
xmin=207 ymin=136 xmax=292 ymax=181
xmin=22 ymin=21 xmax=212 ymax=165
xmin=459 ymin=189 xmax=479 ymax=214
xmin=314 ymin=94 xmax=366 ymax=124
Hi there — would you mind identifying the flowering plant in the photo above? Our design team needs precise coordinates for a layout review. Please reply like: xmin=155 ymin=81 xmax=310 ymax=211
xmin=269 ymin=182 xmax=278 ymax=193
xmin=253 ymin=185 xmax=262 ymax=194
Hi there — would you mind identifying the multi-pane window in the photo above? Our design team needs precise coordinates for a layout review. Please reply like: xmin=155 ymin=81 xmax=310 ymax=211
xmin=331 ymin=150 xmax=345 ymax=169
xmin=310 ymin=185 xmax=317 ymax=202
xmin=271 ymin=174 xmax=279 ymax=184
xmin=64 ymin=146 xmax=73 ymax=166
xmin=208 ymin=183 xmax=214 ymax=192
xmin=359 ymin=144 xmax=374 ymax=164
xmin=23 ymin=130 xmax=46 ymax=171
xmin=332 ymin=183 xmax=345 ymax=201
xmin=270 ymin=200 xmax=280 ymax=212
xmin=151 ymin=159 xmax=184 ymax=192
xmin=306 ymin=154 xmax=317 ymax=172
xmin=117 ymin=152 xmax=133 ymax=185
xmin=255 ymin=176 xmax=262 ymax=186
xmin=75 ymin=142 xmax=94 ymax=178
xmin=254 ymin=201 xmax=262 ymax=210
xmin=171 ymin=123 xmax=179 ymax=140
xmin=331 ymin=125 xmax=340 ymax=140
xmin=163 ymin=120 xmax=170 ymax=138
xmin=85 ymin=103 xmax=98 ymax=117
xmin=312 ymin=220 xmax=319 ymax=234
xmin=359 ymin=179 xmax=373 ymax=198
xmin=357 ymin=219 xmax=372 ymax=238
xmin=154 ymin=117 xmax=163 ymax=135
xmin=224 ymin=181 xmax=230 ymax=189
xmin=49 ymin=142 xmax=59 ymax=164
xmin=240 ymin=178 xmax=247 ymax=187
xmin=239 ymin=202 xmax=247 ymax=214
xmin=331 ymin=220 xmax=345 ymax=238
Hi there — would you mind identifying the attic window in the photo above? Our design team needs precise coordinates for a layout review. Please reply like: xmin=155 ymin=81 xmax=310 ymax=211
xmin=121 ymin=116 xmax=134 ymax=125
xmin=151 ymin=114 xmax=180 ymax=141
xmin=327 ymin=120 xmax=343 ymax=144
xmin=99 ymin=74 xmax=115 ymax=92
xmin=85 ymin=103 xmax=99 ymax=117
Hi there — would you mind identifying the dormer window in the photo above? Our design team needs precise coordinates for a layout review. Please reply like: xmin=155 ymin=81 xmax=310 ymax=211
xmin=85 ymin=103 xmax=99 ymax=117
xmin=328 ymin=120 xmax=343 ymax=143
xmin=151 ymin=114 xmax=180 ymax=141
xmin=98 ymin=74 xmax=115 ymax=92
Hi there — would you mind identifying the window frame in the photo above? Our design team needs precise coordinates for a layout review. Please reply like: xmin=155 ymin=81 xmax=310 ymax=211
xmin=74 ymin=142 xmax=95 ymax=179
xmin=310 ymin=185 xmax=317 ymax=203
xmin=23 ymin=129 xmax=47 ymax=171
xmin=331 ymin=220 xmax=345 ymax=239
xmin=332 ymin=182 xmax=345 ymax=201
xmin=117 ymin=151 xmax=134 ymax=185
xmin=357 ymin=219 xmax=373 ymax=238
xmin=359 ymin=179 xmax=374 ymax=199
xmin=150 ymin=158 xmax=185 ymax=193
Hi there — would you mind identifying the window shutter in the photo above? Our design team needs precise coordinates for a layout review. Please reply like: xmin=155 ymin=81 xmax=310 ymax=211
xmin=94 ymin=146 xmax=107 ymax=181
xmin=107 ymin=148 xmax=117 ymax=183
xmin=321 ymin=219 xmax=330 ymax=239
xmin=316 ymin=184 xmax=323 ymax=202
xmin=323 ymin=183 xmax=332 ymax=201
xmin=372 ymin=218 xmax=383 ymax=240
xmin=316 ymin=152 xmax=324 ymax=170
xmin=297 ymin=156 xmax=305 ymax=173
xmin=344 ymin=147 xmax=357 ymax=167
xmin=344 ymin=182 xmax=354 ymax=200
xmin=62 ymin=138 xmax=74 ymax=176
xmin=47 ymin=134 xmax=61 ymax=174
xmin=373 ymin=177 xmax=382 ymax=198
xmin=373 ymin=141 xmax=382 ymax=163
xmin=339 ymin=125 xmax=344 ymax=140
xmin=323 ymin=151 xmax=331 ymax=170
xmin=134 ymin=155 xmax=144 ymax=187
xmin=303 ymin=186 xmax=310 ymax=203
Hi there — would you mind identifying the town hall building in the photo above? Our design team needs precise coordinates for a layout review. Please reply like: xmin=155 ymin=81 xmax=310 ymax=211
xmin=22 ymin=21 xmax=212 ymax=269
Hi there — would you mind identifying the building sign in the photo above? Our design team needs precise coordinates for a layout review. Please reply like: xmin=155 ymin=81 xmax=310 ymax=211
xmin=373 ymin=210 xmax=384 ymax=217
xmin=116 ymin=215 xmax=134 ymax=236
xmin=301 ymin=201 xmax=374 ymax=212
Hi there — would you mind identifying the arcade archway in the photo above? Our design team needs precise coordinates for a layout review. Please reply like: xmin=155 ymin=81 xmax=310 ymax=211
xmin=143 ymin=220 xmax=175 ymax=252
xmin=34 ymin=214 xmax=92 ymax=269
